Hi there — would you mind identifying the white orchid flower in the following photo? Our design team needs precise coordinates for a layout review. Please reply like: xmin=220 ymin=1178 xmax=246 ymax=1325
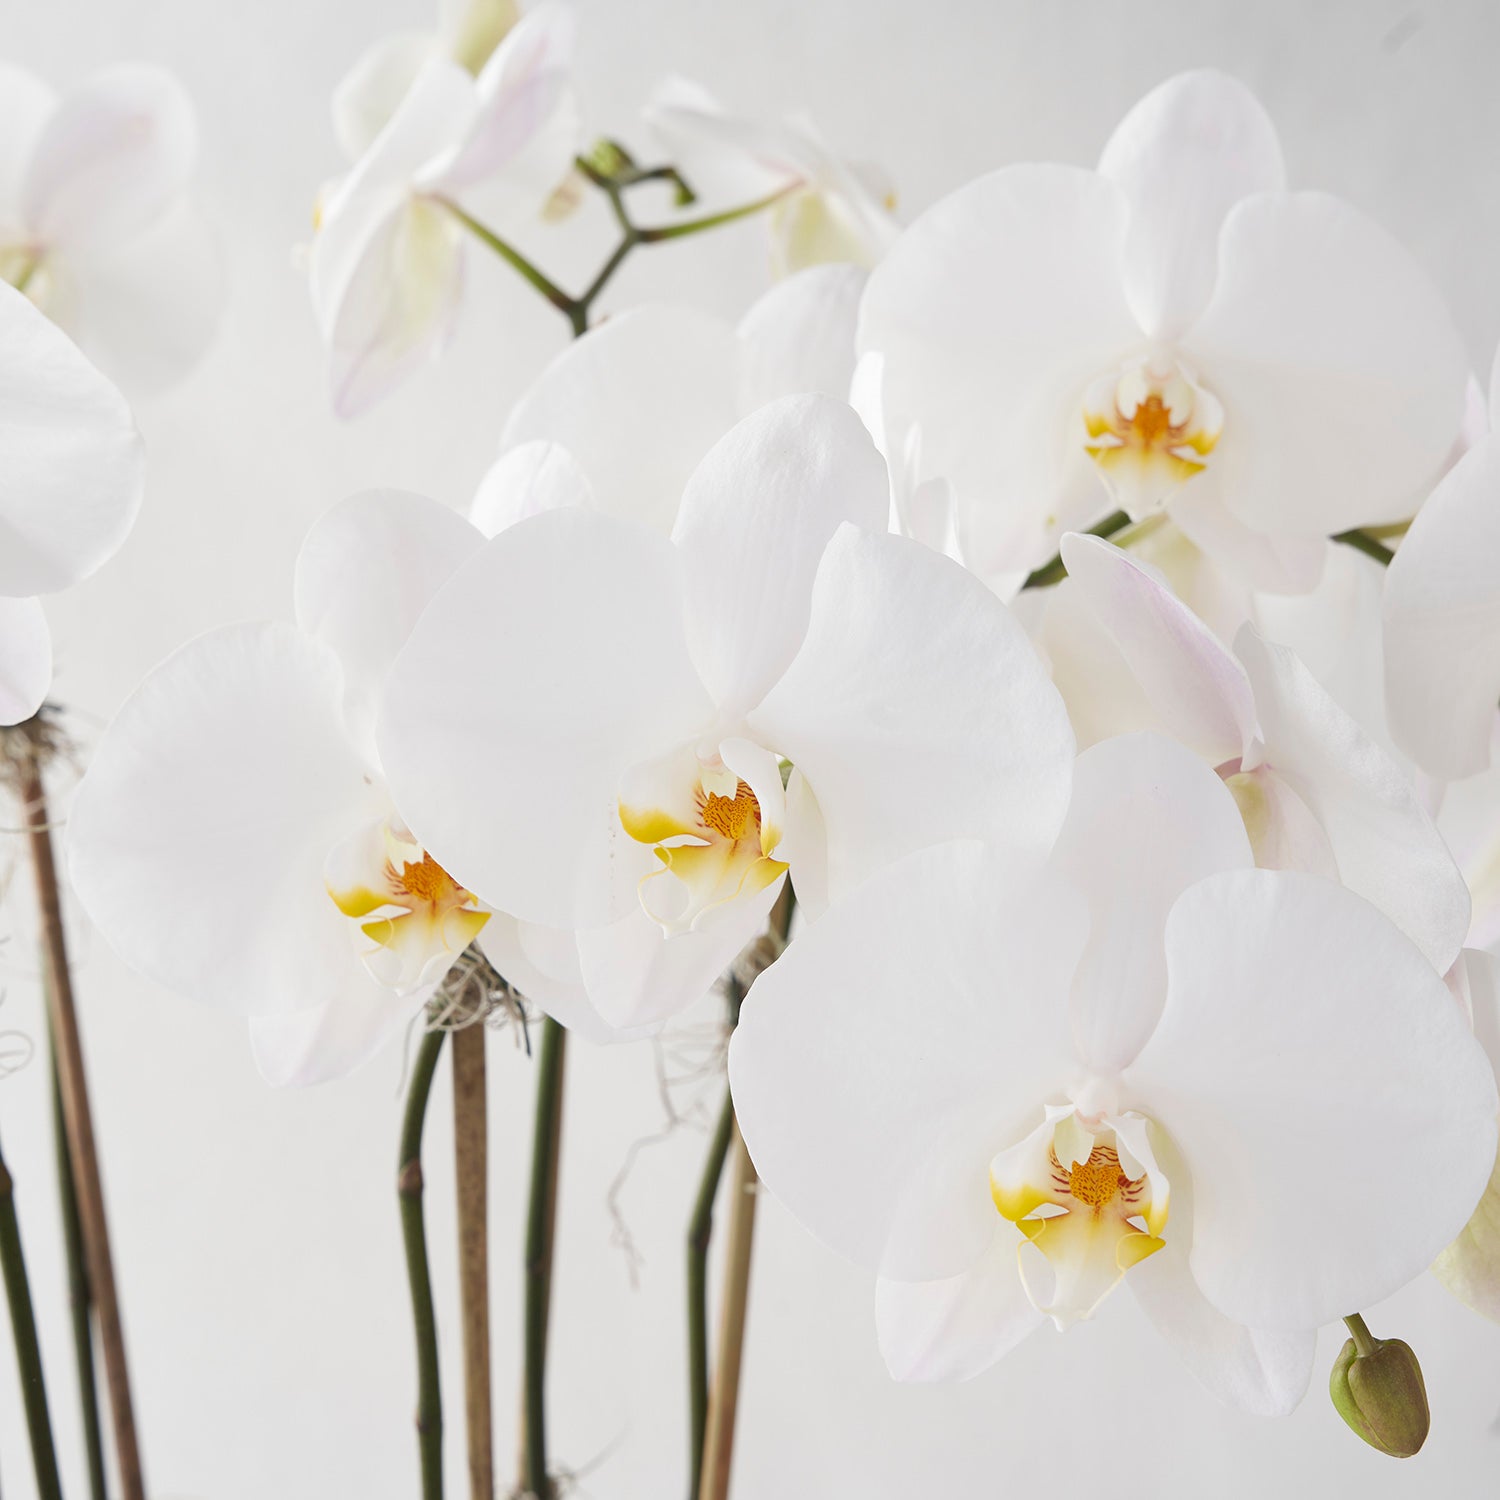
xmin=378 ymin=394 xmax=1073 ymax=1031
xmin=729 ymin=731 xmax=1498 ymax=1412
xmin=1040 ymin=532 xmax=1467 ymax=973
xmin=66 ymin=491 xmax=515 ymax=1085
xmin=332 ymin=0 xmax=526 ymax=159
xmin=644 ymin=77 xmax=899 ymax=277
xmin=1383 ymin=343 xmax=1500 ymax=783
xmin=309 ymin=3 xmax=579 ymax=419
xmin=0 ymin=60 xmax=220 ymax=394
xmin=859 ymin=69 xmax=1466 ymax=594
xmin=0 ymin=283 xmax=143 ymax=722
xmin=469 ymin=264 xmax=868 ymax=538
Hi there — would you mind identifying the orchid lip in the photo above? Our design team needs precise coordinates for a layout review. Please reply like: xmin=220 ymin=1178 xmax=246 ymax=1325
xmin=1081 ymin=349 xmax=1223 ymax=519
xmin=991 ymin=1103 xmax=1170 ymax=1331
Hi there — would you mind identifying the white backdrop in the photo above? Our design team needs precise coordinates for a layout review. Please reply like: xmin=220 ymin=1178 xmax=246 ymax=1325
xmin=5 ymin=0 xmax=1500 ymax=1495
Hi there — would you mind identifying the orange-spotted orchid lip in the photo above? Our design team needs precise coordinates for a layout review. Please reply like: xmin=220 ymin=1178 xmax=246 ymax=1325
xmin=325 ymin=817 xmax=489 ymax=995
xmin=1082 ymin=351 xmax=1223 ymax=519
xmin=617 ymin=735 xmax=788 ymax=936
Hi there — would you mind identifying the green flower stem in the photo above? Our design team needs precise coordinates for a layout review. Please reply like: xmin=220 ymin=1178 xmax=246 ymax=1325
xmin=435 ymin=197 xmax=577 ymax=319
xmin=1344 ymin=1312 xmax=1378 ymax=1358
xmin=399 ymin=1027 xmax=448 ymax=1500
xmin=52 ymin=1022 xmax=107 ymax=1500
xmin=444 ymin=170 xmax=792 ymax=339
xmin=1333 ymin=528 xmax=1396 ymax=567
xmin=1020 ymin=510 xmax=1131 ymax=591
xmin=686 ymin=1088 xmax=737 ymax=1499
xmin=0 ymin=1118 xmax=63 ymax=1500
xmin=632 ymin=184 xmax=795 ymax=243
xmin=522 ymin=1017 xmax=568 ymax=1500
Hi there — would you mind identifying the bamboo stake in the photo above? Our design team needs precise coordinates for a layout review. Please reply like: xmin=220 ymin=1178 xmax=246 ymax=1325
xmin=452 ymin=1023 xmax=493 ymax=1499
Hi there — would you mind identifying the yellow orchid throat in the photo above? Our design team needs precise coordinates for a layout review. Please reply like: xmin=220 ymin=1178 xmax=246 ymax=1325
xmin=327 ymin=829 xmax=489 ymax=992
xmin=1082 ymin=353 xmax=1223 ymax=518
xmin=992 ymin=1112 xmax=1169 ymax=1329
xmin=619 ymin=762 xmax=788 ymax=937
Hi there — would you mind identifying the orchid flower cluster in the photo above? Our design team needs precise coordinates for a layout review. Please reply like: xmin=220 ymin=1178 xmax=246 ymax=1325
xmin=9 ymin=5 xmax=1500 ymax=1490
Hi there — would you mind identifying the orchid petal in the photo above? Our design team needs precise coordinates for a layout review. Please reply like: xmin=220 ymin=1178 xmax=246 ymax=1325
xmin=249 ymin=982 xmax=426 ymax=1087
xmin=575 ymin=883 xmax=778 ymax=1032
xmin=332 ymin=34 xmax=435 ymax=161
xmin=1052 ymin=733 xmax=1251 ymax=1075
xmin=1128 ymin=1128 xmax=1314 ymax=1415
xmin=499 ymin=304 xmax=742 ymax=533
xmin=0 ymin=596 xmax=51 ymax=726
xmin=56 ymin=198 xmax=223 ymax=395
xmin=730 ymin=841 xmax=1085 ymax=1281
xmin=736 ymin=264 xmax=866 ymax=412
xmin=1059 ymin=532 xmax=1255 ymax=764
xmin=1237 ymin=625 xmax=1469 ymax=972
xmin=1098 ymin=70 xmax=1283 ymax=342
xmin=753 ymin=527 xmax=1074 ymax=901
xmin=1184 ymin=191 xmax=1467 ymax=536
xmin=858 ymin=165 xmax=1138 ymax=579
xmin=0 ymin=284 xmax=143 ymax=596
xmin=378 ymin=507 xmax=713 ymax=930
xmin=1222 ymin=765 xmax=1338 ymax=879
xmin=468 ymin=440 xmax=593 ymax=536
xmin=1168 ymin=478 xmax=1326 ymax=595
xmin=424 ymin=3 xmax=576 ymax=195
xmin=1383 ymin=437 xmax=1500 ymax=780
xmin=293 ymin=489 xmax=482 ymax=765
xmin=310 ymin=60 xmax=476 ymax=418
xmin=67 ymin=623 xmax=385 ymax=1018
xmin=875 ymin=1236 xmax=1044 ymax=1382
xmin=476 ymin=915 xmax=639 ymax=1044
xmin=672 ymin=395 xmax=887 ymax=719
xmin=1131 ymin=869 xmax=1498 ymax=1331
xmin=22 ymin=64 xmax=195 ymax=256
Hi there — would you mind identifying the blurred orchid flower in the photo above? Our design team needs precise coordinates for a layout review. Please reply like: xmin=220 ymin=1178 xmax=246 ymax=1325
xmin=379 ymin=395 xmax=1074 ymax=1031
xmin=644 ymin=77 xmax=900 ymax=277
xmin=859 ymin=70 xmax=1467 ymax=594
xmin=0 ymin=283 xmax=143 ymax=722
xmin=1039 ymin=532 xmax=1467 ymax=972
xmin=730 ymin=733 xmax=1497 ymax=1412
xmin=68 ymin=491 xmax=498 ymax=1085
xmin=309 ymin=3 xmax=579 ymax=418
xmin=332 ymin=0 xmax=526 ymax=159
xmin=0 ymin=61 xmax=221 ymax=394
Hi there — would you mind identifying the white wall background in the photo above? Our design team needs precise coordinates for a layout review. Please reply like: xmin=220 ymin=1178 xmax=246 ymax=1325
xmin=4 ymin=0 xmax=1500 ymax=1495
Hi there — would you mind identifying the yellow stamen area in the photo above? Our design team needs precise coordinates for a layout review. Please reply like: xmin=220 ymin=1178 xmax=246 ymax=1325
xmin=391 ymin=851 xmax=465 ymax=906
xmin=699 ymin=781 xmax=759 ymax=843
xmin=1066 ymin=1149 xmax=1131 ymax=1208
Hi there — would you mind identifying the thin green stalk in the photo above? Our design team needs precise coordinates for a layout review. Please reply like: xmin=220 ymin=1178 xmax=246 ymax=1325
xmin=1333 ymin=528 xmax=1395 ymax=567
xmin=436 ymin=197 xmax=577 ymax=318
xmin=634 ymin=184 xmax=796 ymax=243
xmin=53 ymin=1029 xmax=107 ymax=1500
xmin=399 ymin=1028 xmax=448 ymax=1500
xmin=686 ymin=1088 xmax=736 ymax=1498
xmin=522 ymin=1017 xmax=567 ymax=1500
xmin=0 ymin=1119 xmax=63 ymax=1500
xmin=1021 ymin=510 xmax=1131 ymax=591
xmin=446 ymin=169 xmax=793 ymax=339
xmin=1344 ymin=1312 xmax=1378 ymax=1359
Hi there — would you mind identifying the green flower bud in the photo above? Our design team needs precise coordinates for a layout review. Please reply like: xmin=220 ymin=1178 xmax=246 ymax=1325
xmin=582 ymin=138 xmax=635 ymax=182
xmin=1329 ymin=1329 xmax=1430 ymax=1458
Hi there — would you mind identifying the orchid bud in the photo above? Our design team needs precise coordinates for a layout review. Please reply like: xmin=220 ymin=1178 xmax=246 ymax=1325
xmin=1329 ymin=1326 xmax=1430 ymax=1458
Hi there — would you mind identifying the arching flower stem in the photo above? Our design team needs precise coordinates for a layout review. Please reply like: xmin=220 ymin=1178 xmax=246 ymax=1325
xmin=441 ymin=156 xmax=795 ymax=339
